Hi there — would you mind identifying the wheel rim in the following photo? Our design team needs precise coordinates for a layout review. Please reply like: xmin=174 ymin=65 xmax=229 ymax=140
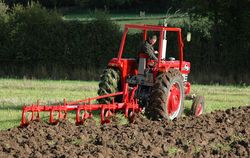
xmin=195 ymin=103 xmax=203 ymax=116
xmin=167 ymin=82 xmax=182 ymax=119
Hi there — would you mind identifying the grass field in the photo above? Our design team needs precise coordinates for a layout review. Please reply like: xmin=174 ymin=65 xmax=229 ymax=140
xmin=62 ymin=12 xmax=189 ymax=29
xmin=0 ymin=79 xmax=249 ymax=131
xmin=62 ymin=12 xmax=167 ymax=21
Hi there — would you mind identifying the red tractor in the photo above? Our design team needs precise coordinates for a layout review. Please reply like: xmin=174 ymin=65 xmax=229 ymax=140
xmin=21 ymin=24 xmax=205 ymax=126
xmin=98 ymin=24 xmax=205 ymax=120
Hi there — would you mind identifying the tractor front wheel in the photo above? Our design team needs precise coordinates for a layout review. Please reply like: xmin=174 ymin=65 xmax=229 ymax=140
xmin=191 ymin=96 xmax=205 ymax=116
xmin=146 ymin=69 xmax=184 ymax=120
xmin=97 ymin=68 xmax=121 ymax=104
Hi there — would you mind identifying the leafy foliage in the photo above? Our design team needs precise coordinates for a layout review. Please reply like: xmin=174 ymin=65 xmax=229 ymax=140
xmin=0 ymin=5 xmax=122 ymax=79
xmin=184 ymin=0 xmax=250 ymax=83
xmin=1 ymin=6 xmax=119 ymax=64
xmin=0 ymin=2 xmax=249 ymax=83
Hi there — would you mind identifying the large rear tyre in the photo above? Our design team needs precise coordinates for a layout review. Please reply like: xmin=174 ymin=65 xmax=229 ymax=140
xmin=146 ymin=69 xmax=184 ymax=120
xmin=97 ymin=68 xmax=121 ymax=104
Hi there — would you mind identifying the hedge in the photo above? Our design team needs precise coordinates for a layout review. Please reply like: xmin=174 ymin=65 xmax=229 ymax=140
xmin=0 ymin=4 xmax=249 ymax=84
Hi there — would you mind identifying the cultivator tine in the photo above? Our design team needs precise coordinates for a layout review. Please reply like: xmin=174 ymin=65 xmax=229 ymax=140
xmin=100 ymin=105 xmax=106 ymax=124
xmin=21 ymin=103 xmax=41 ymax=126
xmin=21 ymin=88 xmax=141 ymax=127
xmin=101 ymin=98 xmax=115 ymax=124
xmin=75 ymin=103 xmax=93 ymax=125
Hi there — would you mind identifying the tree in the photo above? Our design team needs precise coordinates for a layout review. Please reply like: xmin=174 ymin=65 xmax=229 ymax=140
xmin=184 ymin=0 xmax=250 ymax=82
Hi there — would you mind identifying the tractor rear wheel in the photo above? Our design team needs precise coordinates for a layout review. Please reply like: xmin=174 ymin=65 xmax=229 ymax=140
xmin=97 ymin=68 xmax=121 ymax=104
xmin=146 ymin=69 xmax=184 ymax=120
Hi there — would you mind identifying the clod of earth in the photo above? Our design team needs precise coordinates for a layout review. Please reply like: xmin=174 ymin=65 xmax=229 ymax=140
xmin=0 ymin=106 xmax=249 ymax=158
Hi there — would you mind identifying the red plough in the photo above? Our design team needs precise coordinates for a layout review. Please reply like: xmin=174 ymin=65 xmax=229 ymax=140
xmin=21 ymin=85 xmax=140 ymax=127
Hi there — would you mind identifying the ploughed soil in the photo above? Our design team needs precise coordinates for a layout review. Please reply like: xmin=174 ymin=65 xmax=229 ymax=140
xmin=0 ymin=106 xmax=249 ymax=158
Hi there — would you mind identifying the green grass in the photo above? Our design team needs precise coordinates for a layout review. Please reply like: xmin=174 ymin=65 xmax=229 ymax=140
xmin=0 ymin=79 xmax=249 ymax=131
xmin=210 ymin=142 xmax=231 ymax=152
xmin=167 ymin=146 xmax=182 ymax=155
xmin=61 ymin=12 xmax=189 ymax=32
xmin=209 ymin=133 xmax=246 ymax=152
xmin=0 ymin=79 xmax=98 ymax=130
xmin=62 ymin=13 xmax=167 ymax=21
xmin=186 ymin=84 xmax=250 ymax=112
xmin=61 ymin=11 xmax=190 ymax=35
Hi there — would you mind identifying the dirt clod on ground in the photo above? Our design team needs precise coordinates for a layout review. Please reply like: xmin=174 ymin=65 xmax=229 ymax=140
xmin=0 ymin=106 xmax=249 ymax=158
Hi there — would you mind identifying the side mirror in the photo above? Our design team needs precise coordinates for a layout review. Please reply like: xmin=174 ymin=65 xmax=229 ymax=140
xmin=187 ymin=32 xmax=191 ymax=42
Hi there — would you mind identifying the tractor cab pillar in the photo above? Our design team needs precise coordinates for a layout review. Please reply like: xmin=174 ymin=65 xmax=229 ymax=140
xmin=138 ymin=53 xmax=149 ymax=75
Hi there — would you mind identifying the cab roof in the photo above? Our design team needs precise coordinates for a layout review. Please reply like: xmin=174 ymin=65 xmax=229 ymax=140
xmin=124 ymin=24 xmax=181 ymax=32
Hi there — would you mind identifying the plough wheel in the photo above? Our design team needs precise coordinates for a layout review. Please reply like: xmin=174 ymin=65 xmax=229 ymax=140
xmin=146 ymin=69 xmax=184 ymax=120
xmin=191 ymin=96 xmax=205 ymax=116
xmin=98 ymin=68 xmax=121 ymax=104
xmin=128 ymin=110 xmax=136 ymax=123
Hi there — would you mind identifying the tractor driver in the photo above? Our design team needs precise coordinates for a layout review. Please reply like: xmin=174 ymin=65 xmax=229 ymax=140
xmin=140 ymin=35 xmax=158 ymax=61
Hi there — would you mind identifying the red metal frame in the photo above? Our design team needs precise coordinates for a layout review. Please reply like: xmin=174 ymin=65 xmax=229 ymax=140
xmin=21 ymin=85 xmax=140 ymax=126
xmin=118 ymin=24 xmax=184 ymax=68
xmin=110 ymin=24 xmax=190 ymax=95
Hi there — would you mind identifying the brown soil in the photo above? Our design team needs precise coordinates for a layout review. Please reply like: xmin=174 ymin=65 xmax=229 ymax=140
xmin=0 ymin=106 xmax=249 ymax=158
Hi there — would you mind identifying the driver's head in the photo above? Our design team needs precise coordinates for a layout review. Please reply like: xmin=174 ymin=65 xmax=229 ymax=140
xmin=148 ymin=35 xmax=157 ymax=45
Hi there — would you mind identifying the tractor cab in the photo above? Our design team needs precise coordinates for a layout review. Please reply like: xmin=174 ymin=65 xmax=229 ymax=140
xmin=108 ymin=24 xmax=191 ymax=86
xmin=114 ymin=25 xmax=188 ymax=86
